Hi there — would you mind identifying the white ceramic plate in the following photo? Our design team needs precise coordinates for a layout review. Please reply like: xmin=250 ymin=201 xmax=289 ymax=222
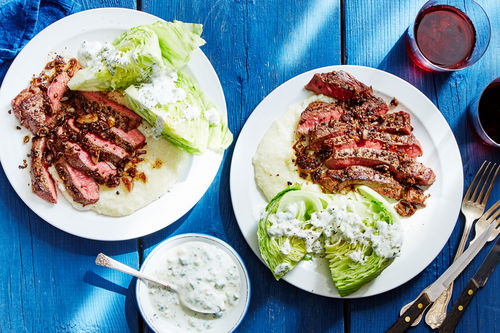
xmin=136 ymin=233 xmax=251 ymax=333
xmin=230 ymin=65 xmax=463 ymax=298
xmin=0 ymin=8 xmax=227 ymax=240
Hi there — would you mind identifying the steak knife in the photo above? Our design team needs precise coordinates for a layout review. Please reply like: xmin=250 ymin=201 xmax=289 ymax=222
xmin=386 ymin=221 xmax=498 ymax=333
xmin=438 ymin=237 xmax=500 ymax=333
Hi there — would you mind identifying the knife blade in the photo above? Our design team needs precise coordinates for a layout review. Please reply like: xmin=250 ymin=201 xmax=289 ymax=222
xmin=438 ymin=237 xmax=500 ymax=333
xmin=386 ymin=220 xmax=498 ymax=333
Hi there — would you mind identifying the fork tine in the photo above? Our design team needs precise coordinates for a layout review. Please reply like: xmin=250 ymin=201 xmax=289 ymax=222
xmin=484 ymin=201 xmax=500 ymax=222
xmin=480 ymin=163 xmax=499 ymax=206
xmin=465 ymin=161 xmax=488 ymax=202
xmin=482 ymin=200 xmax=500 ymax=221
xmin=471 ymin=161 xmax=491 ymax=202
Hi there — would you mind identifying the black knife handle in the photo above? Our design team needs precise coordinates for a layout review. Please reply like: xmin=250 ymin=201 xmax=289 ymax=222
xmin=386 ymin=293 xmax=432 ymax=333
xmin=438 ymin=279 xmax=479 ymax=333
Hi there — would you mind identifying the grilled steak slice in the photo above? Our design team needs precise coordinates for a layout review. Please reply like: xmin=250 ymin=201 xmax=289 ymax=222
xmin=75 ymin=92 xmax=141 ymax=131
xmin=378 ymin=111 xmax=412 ymax=135
xmin=82 ymin=132 xmax=129 ymax=165
xmin=358 ymin=132 xmax=423 ymax=158
xmin=108 ymin=127 xmax=146 ymax=152
xmin=54 ymin=158 xmax=99 ymax=205
xmin=356 ymin=95 xmax=388 ymax=116
xmin=309 ymin=121 xmax=358 ymax=150
xmin=63 ymin=141 xmax=117 ymax=185
xmin=296 ymin=101 xmax=343 ymax=135
xmin=319 ymin=166 xmax=428 ymax=205
xmin=324 ymin=148 xmax=435 ymax=186
xmin=305 ymin=71 xmax=370 ymax=102
xmin=12 ymin=88 xmax=51 ymax=135
xmin=62 ymin=119 xmax=129 ymax=165
xmin=47 ymin=72 xmax=70 ymax=112
xmin=30 ymin=137 xmax=57 ymax=203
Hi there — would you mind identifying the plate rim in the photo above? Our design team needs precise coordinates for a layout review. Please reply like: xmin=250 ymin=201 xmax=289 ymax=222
xmin=0 ymin=7 xmax=227 ymax=240
xmin=229 ymin=64 xmax=463 ymax=298
xmin=135 ymin=233 xmax=251 ymax=333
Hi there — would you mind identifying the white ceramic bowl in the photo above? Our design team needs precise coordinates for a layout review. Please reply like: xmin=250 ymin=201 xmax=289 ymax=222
xmin=136 ymin=233 xmax=251 ymax=332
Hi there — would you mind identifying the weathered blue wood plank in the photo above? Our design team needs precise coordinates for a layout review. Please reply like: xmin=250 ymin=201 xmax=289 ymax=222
xmin=345 ymin=0 xmax=500 ymax=332
xmin=142 ymin=1 xmax=344 ymax=332
xmin=0 ymin=1 xmax=141 ymax=332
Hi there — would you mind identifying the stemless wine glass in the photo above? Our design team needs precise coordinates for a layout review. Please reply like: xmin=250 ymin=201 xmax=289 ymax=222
xmin=406 ymin=0 xmax=491 ymax=72
xmin=468 ymin=77 xmax=500 ymax=148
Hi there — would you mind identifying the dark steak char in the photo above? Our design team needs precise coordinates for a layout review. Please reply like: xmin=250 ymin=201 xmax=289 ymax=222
xmin=82 ymin=132 xmax=129 ymax=165
xmin=356 ymin=95 xmax=388 ymax=116
xmin=358 ymin=132 xmax=423 ymax=158
xmin=324 ymin=148 xmax=435 ymax=186
xmin=12 ymin=88 xmax=51 ymax=136
xmin=309 ymin=121 xmax=358 ymax=150
xmin=75 ymin=92 xmax=141 ymax=131
xmin=378 ymin=111 xmax=412 ymax=135
xmin=47 ymin=72 xmax=70 ymax=112
xmin=296 ymin=101 xmax=343 ymax=135
xmin=109 ymin=127 xmax=146 ymax=152
xmin=305 ymin=71 xmax=370 ymax=101
xmin=296 ymin=70 xmax=434 ymax=216
xmin=62 ymin=118 xmax=129 ymax=165
xmin=319 ymin=166 xmax=428 ymax=206
xmin=30 ymin=137 xmax=57 ymax=203
xmin=54 ymin=158 xmax=99 ymax=205
xmin=63 ymin=141 xmax=118 ymax=185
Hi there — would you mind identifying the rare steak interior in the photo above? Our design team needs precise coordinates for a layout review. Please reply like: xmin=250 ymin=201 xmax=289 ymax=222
xmin=294 ymin=70 xmax=436 ymax=216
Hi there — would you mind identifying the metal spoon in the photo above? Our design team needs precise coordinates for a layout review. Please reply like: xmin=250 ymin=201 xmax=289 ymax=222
xmin=95 ymin=253 xmax=217 ymax=314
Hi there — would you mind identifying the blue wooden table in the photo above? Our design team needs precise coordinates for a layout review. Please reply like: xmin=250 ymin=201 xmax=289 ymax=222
xmin=1 ymin=0 xmax=499 ymax=332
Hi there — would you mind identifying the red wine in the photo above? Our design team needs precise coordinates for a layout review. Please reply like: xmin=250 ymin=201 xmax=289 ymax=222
xmin=478 ymin=82 xmax=500 ymax=144
xmin=414 ymin=5 xmax=476 ymax=68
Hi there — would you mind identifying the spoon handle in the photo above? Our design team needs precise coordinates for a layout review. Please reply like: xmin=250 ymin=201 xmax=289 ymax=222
xmin=95 ymin=253 xmax=174 ymax=291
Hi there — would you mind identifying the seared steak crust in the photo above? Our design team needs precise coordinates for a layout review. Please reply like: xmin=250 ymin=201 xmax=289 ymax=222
xmin=54 ymin=158 xmax=99 ymax=206
xmin=30 ymin=137 xmax=57 ymax=203
xmin=11 ymin=57 xmax=148 ymax=205
xmin=296 ymin=70 xmax=435 ymax=216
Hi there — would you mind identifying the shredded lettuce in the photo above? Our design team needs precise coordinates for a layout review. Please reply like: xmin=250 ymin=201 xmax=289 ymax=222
xmin=257 ymin=185 xmax=401 ymax=296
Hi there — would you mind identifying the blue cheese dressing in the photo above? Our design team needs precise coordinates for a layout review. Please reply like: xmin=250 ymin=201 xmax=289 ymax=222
xmin=147 ymin=241 xmax=241 ymax=331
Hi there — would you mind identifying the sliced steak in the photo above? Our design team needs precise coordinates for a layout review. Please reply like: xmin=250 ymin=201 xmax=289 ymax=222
xmin=356 ymin=95 xmax=388 ymax=116
xmin=108 ymin=127 xmax=146 ymax=152
xmin=54 ymin=158 xmax=99 ymax=205
xmin=62 ymin=119 xmax=129 ymax=165
xmin=309 ymin=121 xmax=358 ymax=150
xmin=30 ymin=137 xmax=57 ymax=203
xmin=358 ymin=132 xmax=423 ymax=158
xmin=296 ymin=101 xmax=343 ymax=135
xmin=82 ymin=132 xmax=129 ymax=165
xmin=324 ymin=148 xmax=435 ymax=186
xmin=12 ymin=88 xmax=51 ymax=136
xmin=75 ymin=91 xmax=141 ymax=131
xmin=305 ymin=71 xmax=370 ymax=101
xmin=378 ymin=111 xmax=412 ymax=135
xmin=47 ymin=72 xmax=70 ymax=112
xmin=319 ymin=166 xmax=428 ymax=205
xmin=63 ymin=141 xmax=117 ymax=185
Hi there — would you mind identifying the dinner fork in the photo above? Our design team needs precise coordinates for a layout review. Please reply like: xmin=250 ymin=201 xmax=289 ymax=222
xmin=399 ymin=161 xmax=499 ymax=327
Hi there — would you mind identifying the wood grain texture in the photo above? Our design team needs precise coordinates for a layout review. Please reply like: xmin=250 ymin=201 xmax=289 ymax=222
xmin=0 ymin=1 xmax=140 ymax=332
xmin=141 ymin=1 xmax=344 ymax=332
xmin=345 ymin=0 xmax=500 ymax=332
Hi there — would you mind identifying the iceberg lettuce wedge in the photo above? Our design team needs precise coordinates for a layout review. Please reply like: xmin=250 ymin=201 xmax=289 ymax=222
xmin=124 ymin=71 xmax=232 ymax=154
xmin=257 ymin=186 xmax=325 ymax=280
xmin=257 ymin=185 xmax=402 ymax=296
xmin=68 ymin=21 xmax=205 ymax=91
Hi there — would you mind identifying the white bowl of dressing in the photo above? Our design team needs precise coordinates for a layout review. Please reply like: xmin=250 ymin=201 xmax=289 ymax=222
xmin=136 ymin=233 xmax=251 ymax=333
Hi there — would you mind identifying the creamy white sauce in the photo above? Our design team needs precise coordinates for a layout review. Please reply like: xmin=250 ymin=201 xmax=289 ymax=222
xmin=266 ymin=200 xmax=402 ymax=261
xmin=133 ymin=70 xmax=186 ymax=109
xmin=77 ymin=41 xmax=132 ymax=73
xmin=147 ymin=241 xmax=241 ymax=332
